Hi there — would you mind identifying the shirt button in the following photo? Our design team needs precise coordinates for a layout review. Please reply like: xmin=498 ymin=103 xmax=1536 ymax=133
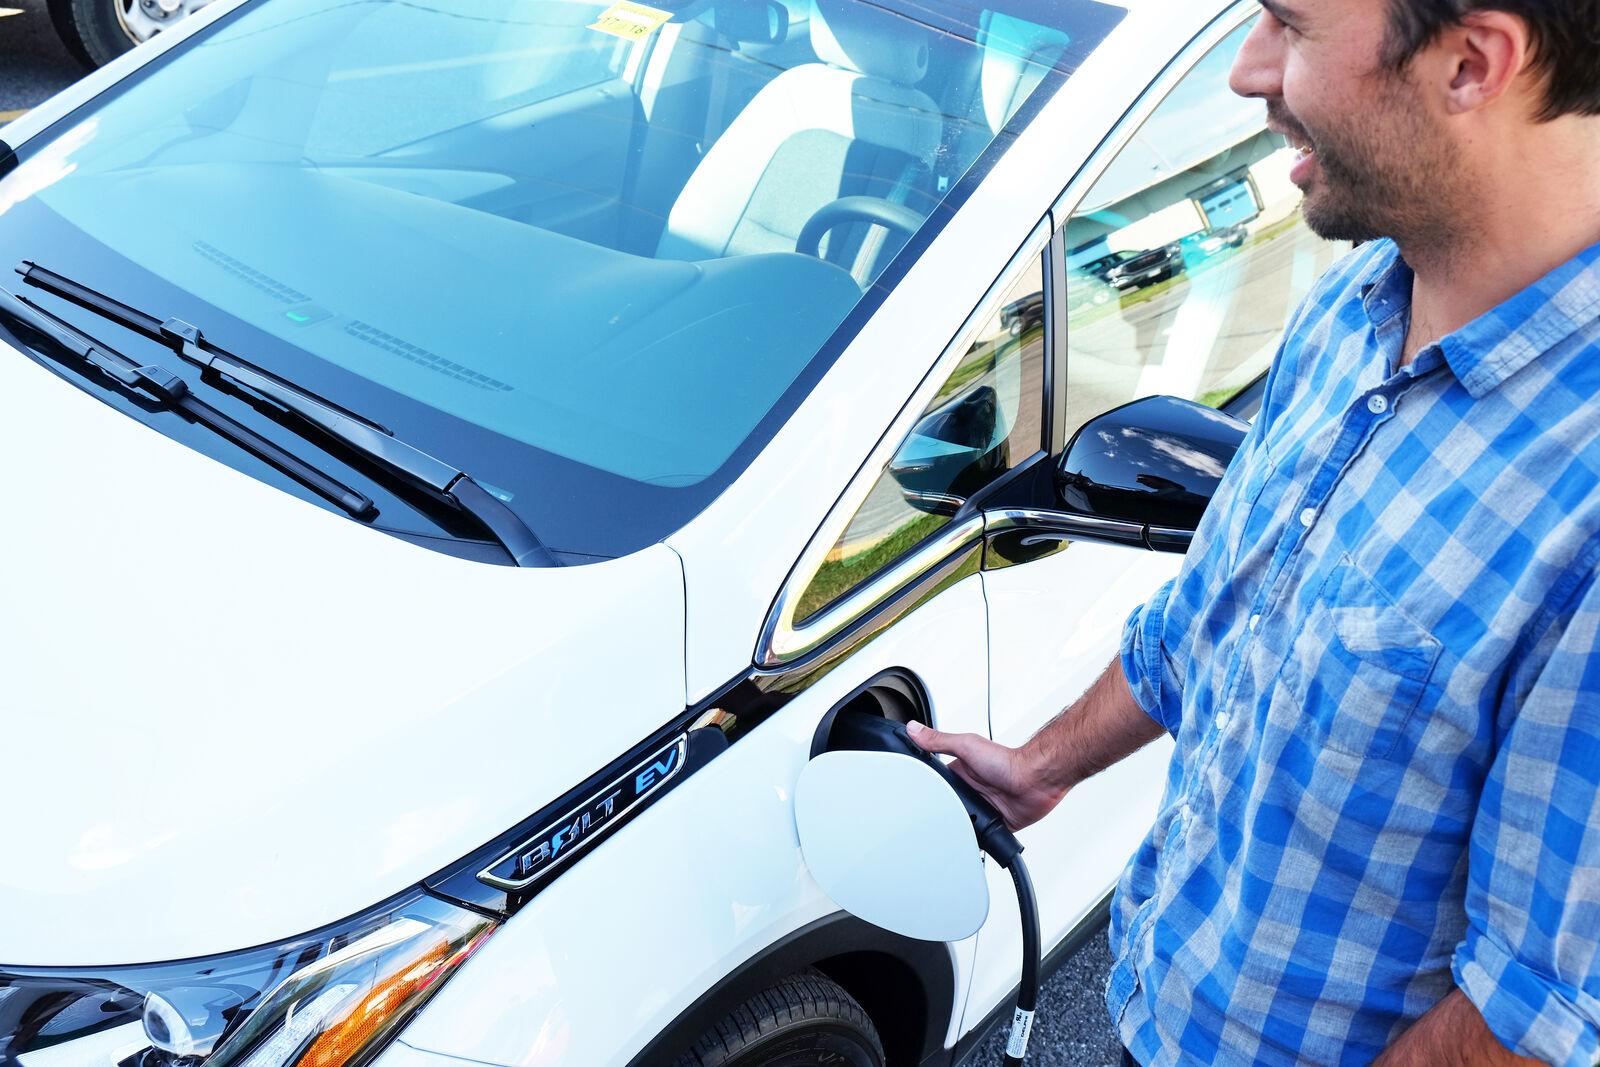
xmin=1248 ymin=614 xmax=1261 ymax=632
xmin=1180 ymin=802 xmax=1195 ymax=820
xmin=1368 ymin=395 xmax=1389 ymax=414
xmin=1299 ymin=507 xmax=1317 ymax=528
xmin=1215 ymin=713 xmax=1231 ymax=731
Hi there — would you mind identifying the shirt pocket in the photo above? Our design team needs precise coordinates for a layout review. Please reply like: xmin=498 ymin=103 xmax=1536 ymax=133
xmin=1281 ymin=556 xmax=1443 ymax=760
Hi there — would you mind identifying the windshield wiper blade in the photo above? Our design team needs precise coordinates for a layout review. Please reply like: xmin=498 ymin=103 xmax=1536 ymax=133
xmin=16 ymin=261 xmax=556 ymax=568
xmin=0 ymin=283 xmax=377 ymax=518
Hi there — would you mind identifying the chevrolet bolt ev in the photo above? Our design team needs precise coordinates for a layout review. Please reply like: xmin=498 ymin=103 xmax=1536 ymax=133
xmin=0 ymin=0 xmax=1347 ymax=1063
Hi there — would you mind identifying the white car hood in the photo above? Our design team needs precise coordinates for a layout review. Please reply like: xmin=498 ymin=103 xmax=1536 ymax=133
xmin=0 ymin=346 xmax=687 ymax=966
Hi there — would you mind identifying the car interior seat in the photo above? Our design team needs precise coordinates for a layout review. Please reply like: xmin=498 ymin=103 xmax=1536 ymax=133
xmin=654 ymin=0 xmax=944 ymax=286
xmin=944 ymin=11 xmax=1072 ymax=175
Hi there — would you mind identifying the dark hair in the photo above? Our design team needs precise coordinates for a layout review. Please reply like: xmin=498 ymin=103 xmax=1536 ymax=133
xmin=1383 ymin=0 xmax=1600 ymax=120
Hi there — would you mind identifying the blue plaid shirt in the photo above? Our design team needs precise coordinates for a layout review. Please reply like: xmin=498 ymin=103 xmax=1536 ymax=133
xmin=1110 ymin=237 xmax=1600 ymax=1067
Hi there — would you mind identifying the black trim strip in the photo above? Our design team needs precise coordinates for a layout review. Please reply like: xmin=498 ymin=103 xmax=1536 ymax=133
xmin=475 ymin=735 xmax=690 ymax=893
xmin=424 ymin=717 xmax=726 ymax=914
xmin=0 ymin=140 xmax=17 ymax=181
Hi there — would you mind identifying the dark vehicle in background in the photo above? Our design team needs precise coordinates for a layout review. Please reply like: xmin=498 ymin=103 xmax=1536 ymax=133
xmin=1078 ymin=249 xmax=1137 ymax=283
xmin=1106 ymin=242 xmax=1185 ymax=290
xmin=1000 ymin=291 xmax=1044 ymax=335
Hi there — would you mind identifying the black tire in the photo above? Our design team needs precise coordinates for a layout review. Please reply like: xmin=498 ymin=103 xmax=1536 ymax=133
xmin=47 ymin=0 xmax=137 ymax=70
xmin=672 ymin=969 xmax=886 ymax=1067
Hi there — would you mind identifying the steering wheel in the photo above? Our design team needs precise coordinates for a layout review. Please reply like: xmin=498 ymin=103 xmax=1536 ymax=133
xmin=797 ymin=197 xmax=926 ymax=259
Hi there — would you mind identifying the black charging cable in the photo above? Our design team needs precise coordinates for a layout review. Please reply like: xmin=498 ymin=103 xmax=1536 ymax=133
xmin=1003 ymin=857 xmax=1040 ymax=1067
xmin=823 ymin=712 xmax=1042 ymax=1065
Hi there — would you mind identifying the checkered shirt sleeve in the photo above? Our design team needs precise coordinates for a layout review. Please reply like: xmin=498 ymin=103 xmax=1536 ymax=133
xmin=1453 ymin=562 xmax=1600 ymax=1067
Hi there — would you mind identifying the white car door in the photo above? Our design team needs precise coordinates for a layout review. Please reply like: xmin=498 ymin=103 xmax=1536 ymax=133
xmin=963 ymin=3 xmax=1352 ymax=1031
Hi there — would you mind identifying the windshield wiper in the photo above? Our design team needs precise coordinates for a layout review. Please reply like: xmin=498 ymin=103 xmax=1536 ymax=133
xmin=16 ymin=261 xmax=556 ymax=568
xmin=0 ymin=282 xmax=377 ymax=519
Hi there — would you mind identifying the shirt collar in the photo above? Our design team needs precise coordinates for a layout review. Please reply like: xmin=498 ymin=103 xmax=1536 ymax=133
xmin=1358 ymin=237 xmax=1600 ymax=398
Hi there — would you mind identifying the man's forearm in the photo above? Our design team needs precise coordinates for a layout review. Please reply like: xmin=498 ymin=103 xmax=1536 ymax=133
xmin=1021 ymin=658 xmax=1165 ymax=793
xmin=1374 ymin=990 xmax=1544 ymax=1066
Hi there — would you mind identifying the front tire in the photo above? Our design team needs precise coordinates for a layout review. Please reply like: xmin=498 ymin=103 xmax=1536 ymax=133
xmin=672 ymin=969 xmax=886 ymax=1067
xmin=47 ymin=0 xmax=135 ymax=69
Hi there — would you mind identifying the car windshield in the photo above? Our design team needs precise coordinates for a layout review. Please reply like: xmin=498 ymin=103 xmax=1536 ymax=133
xmin=0 ymin=0 xmax=1123 ymax=560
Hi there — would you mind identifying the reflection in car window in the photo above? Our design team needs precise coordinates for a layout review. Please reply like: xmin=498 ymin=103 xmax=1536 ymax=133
xmin=795 ymin=253 xmax=1045 ymax=622
xmin=1061 ymin=18 xmax=1349 ymax=434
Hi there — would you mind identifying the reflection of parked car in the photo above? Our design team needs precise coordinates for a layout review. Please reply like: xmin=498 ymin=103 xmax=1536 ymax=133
xmin=1180 ymin=223 xmax=1248 ymax=263
xmin=1107 ymin=243 xmax=1186 ymax=289
xmin=1000 ymin=291 xmax=1044 ymax=334
xmin=1078 ymin=248 xmax=1139 ymax=281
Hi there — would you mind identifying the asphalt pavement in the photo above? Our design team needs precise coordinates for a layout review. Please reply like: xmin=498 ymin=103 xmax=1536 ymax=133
xmin=0 ymin=3 xmax=1125 ymax=1062
xmin=0 ymin=0 xmax=80 ymax=116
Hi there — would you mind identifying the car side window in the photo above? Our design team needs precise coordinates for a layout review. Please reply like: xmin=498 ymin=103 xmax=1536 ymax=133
xmin=1061 ymin=18 xmax=1350 ymax=432
xmin=793 ymin=253 xmax=1047 ymax=623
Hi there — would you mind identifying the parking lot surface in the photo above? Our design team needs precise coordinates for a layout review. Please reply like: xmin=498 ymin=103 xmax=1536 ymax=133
xmin=0 ymin=0 xmax=78 ymax=115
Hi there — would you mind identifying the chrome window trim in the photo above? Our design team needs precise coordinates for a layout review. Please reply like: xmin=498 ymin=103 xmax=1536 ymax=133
xmin=756 ymin=219 xmax=1054 ymax=669
xmin=1050 ymin=0 xmax=1262 ymax=227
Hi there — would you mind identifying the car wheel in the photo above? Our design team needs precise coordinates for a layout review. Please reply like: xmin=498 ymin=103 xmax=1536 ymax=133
xmin=672 ymin=969 xmax=886 ymax=1067
xmin=47 ymin=0 xmax=205 ymax=69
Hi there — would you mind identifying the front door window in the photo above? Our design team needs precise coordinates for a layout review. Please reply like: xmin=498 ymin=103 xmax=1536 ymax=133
xmin=1061 ymin=17 xmax=1350 ymax=432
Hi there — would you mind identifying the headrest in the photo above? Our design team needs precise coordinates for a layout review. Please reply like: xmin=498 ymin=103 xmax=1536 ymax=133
xmin=810 ymin=0 xmax=931 ymax=85
xmin=980 ymin=12 xmax=1070 ymax=133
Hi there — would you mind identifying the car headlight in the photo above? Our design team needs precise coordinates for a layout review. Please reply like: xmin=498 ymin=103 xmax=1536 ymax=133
xmin=0 ymin=889 xmax=494 ymax=1067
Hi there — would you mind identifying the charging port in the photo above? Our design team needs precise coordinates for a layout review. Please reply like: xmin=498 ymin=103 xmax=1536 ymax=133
xmin=809 ymin=669 xmax=929 ymax=758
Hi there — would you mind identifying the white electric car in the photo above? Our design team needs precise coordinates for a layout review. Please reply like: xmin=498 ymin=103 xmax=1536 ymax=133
xmin=0 ymin=0 xmax=1346 ymax=1063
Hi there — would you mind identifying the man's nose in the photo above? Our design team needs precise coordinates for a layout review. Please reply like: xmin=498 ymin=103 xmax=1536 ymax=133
xmin=1228 ymin=17 xmax=1284 ymax=100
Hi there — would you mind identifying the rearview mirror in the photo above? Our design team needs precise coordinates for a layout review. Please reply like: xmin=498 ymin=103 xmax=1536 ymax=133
xmin=794 ymin=750 xmax=989 ymax=942
xmin=713 ymin=0 xmax=788 ymax=43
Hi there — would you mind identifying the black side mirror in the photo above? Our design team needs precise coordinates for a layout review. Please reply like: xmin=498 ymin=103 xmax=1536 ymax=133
xmin=889 ymin=385 xmax=1010 ymax=516
xmin=1040 ymin=395 xmax=1248 ymax=552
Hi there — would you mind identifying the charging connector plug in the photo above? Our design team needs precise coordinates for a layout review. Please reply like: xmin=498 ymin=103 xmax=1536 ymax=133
xmin=822 ymin=710 xmax=1039 ymax=1066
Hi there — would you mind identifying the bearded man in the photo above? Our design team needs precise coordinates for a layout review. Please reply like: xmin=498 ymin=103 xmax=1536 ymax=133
xmin=909 ymin=1 xmax=1600 ymax=1064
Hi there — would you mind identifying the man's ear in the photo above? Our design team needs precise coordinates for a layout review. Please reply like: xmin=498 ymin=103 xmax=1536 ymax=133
xmin=1438 ymin=10 xmax=1536 ymax=115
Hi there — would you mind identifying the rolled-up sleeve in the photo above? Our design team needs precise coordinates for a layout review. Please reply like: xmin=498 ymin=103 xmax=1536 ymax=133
xmin=1452 ymin=569 xmax=1600 ymax=1067
xmin=1120 ymin=577 xmax=1181 ymax=735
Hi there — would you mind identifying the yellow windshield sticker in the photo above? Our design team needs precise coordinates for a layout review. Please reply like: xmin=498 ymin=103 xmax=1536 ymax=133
xmin=589 ymin=1 xmax=673 ymax=40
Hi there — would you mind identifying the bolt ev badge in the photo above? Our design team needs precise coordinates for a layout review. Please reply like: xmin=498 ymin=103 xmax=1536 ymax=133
xmin=478 ymin=735 xmax=688 ymax=891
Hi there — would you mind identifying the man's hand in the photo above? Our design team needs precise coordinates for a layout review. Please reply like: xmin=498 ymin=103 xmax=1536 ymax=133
xmin=905 ymin=721 xmax=1065 ymax=830
xmin=907 ymin=659 xmax=1167 ymax=832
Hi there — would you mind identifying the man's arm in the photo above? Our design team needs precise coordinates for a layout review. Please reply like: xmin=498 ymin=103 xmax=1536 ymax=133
xmin=906 ymin=658 xmax=1163 ymax=830
xmin=1434 ymin=569 xmax=1600 ymax=1067
xmin=1374 ymin=990 xmax=1545 ymax=1066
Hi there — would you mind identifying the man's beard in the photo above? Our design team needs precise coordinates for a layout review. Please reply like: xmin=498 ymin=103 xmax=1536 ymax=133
xmin=1271 ymin=79 xmax=1464 ymax=252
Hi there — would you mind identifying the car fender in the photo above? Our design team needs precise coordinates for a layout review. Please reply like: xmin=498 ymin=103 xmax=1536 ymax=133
xmin=397 ymin=572 xmax=999 ymax=1066
xmin=395 ymin=663 xmax=975 ymax=1067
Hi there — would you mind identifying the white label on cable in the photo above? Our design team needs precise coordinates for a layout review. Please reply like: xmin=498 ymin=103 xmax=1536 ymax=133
xmin=1007 ymin=1008 xmax=1035 ymax=1058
